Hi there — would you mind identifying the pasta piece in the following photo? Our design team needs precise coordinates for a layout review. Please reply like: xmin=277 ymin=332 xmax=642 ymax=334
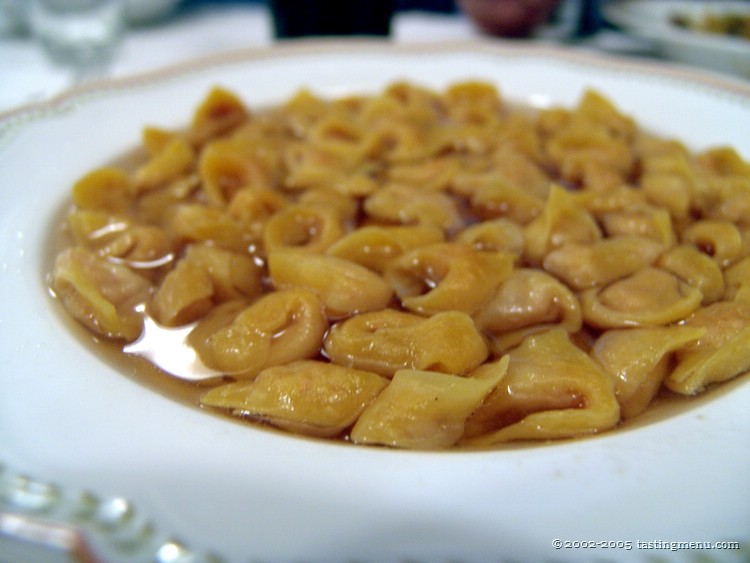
xmin=638 ymin=138 xmax=697 ymax=223
xmin=724 ymin=257 xmax=750 ymax=302
xmin=697 ymin=146 xmax=750 ymax=177
xmin=463 ymin=328 xmax=620 ymax=445
xmin=227 ymin=117 xmax=289 ymax=173
xmin=495 ymin=112 xmax=544 ymax=161
xmin=133 ymin=137 xmax=195 ymax=194
xmin=524 ymin=184 xmax=602 ymax=265
xmin=201 ymin=360 xmax=387 ymax=438
xmin=141 ymin=126 xmax=177 ymax=156
xmin=641 ymin=171 xmax=695 ymax=225
xmin=182 ymin=244 xmax=263 ymax=302
xmin=469 ymin=177 xmax=545 ymax=225
xmin=283 ymin=144 xmax=353 ymax=191
xmin=580 ymin=267 xmax=703 ymax=329
xmin=386 ymin=156 xmax=460 ymax=192
xmin=71 ymin=167 xmax=133 ymax=212
xmin=50 ymin=247 xmax=151 ymax=341
xmin=490 ymin=146 xmax=551 ymax=199
xmin=306 ymin=114 xmax=366 ymax=160
xmin=385 ymin=243 xmax=514 ymax=316
xmin=363 ymin=184 xmax=464 ymax=233
xmin=329 ymin=169 xmax=380 ymax=197
xmin=150 ymin=244 xmax=263 ymax=326
xmin=327 ymin=224 xmax=444 ymax=274
xmin=573 ymin=183 xmax=646 ymax=217
xmin=190 ymin=86 xmax=250 ymax=144
xmin=657 ymin=244 xmax=725 ymax=305
xmin=367 ymin=120 xmax=446 ymax=163
xmin=578 ymin=160 xmax=625 ymax=193
xmin=592 ymin=326 xmax=705 ymax=418
xmin=262 ymin=203 xmax=345 ymax=254
xmin=66 ymin=210 xmax=125 ymax=247
xmin=453 ymin=218 xmax=525 ymax=258
xmin=474 ymin=268 xmax=582 ymax=354
xmin=380 ymin=81 xmax=446 ymax=125
xmin=450 ymin=163 xmax=503 ymax=198
xmin=324 ymin=310 xmax=488 ymax=377
xmin=67 ymin=211 xmax=173 ymax=269
xmin=667 ymin=301 xmax=750 ymax=394
xmin=279 ymin=88 xmax=329 ymax=136
xmin=226 ymin=187 xmax=289 ymax=240
xmin=297 ymin=188 xmax=359 ymax=223
xmin=442 ymin=81 xmax=502 ymax=125
xmin=135 ymin=173 xmax=201 ymax=226
xmin=546 ymin=119 xmax=633 ymax=186
xmin=350 ymin=360 xmax=507 ymax=449
xmin=542 ymin=236 xmax=664 ymax=291
xmin=171 ymin=204 xmax=256 ymax=253
xmin=268 ymin=250 xmax=393 ymax=318
xmin=192 ymin=289 xmax=328 ymax=378
xmin=149 ymin=259 xmax=213 ymax=326
xmin=543 ymin=90 xmax=635 ymax=186
xmin=681 ymin=220 xmax=746 ymax=267
xmin=598 ymin=203 xmax=675 ymax=249
xmin=199 ymin=139 xmax=273 ymax=206
xmin=577 ymin=89 xmax=637 ymax=140
xmin=708 ymin=184 xmax=750 ymax=226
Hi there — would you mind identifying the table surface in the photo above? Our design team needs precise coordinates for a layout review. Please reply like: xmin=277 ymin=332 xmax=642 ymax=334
xmin=0 ymin=2 xmax=664 ymax=116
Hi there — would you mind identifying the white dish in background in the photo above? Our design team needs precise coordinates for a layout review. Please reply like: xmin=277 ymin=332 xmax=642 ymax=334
xmin=602 ymin=0 xmax=750 ymax=78
xmin=0 ymin=41 xmax=749 ymax=563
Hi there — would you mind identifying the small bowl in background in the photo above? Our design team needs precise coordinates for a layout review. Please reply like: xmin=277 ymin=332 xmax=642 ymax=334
xmin=603 ymin=0 xmax=750 ymax=79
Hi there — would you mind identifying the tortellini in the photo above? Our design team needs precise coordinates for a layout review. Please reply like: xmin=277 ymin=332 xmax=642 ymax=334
xmin=474 ymin=268 xmax=582 ymax=354
xmin=190 ymin=289 xmax=328 ymax=378
xmin=133 ymin=137 xmax=195 ymax=194
xmin=268 ymin=250 xmax=393 ymax=318
xmin=384 ymin=242 xmax=513 ymax=316
xmin=49 ymin=81 xmax=750 ymax=451
xmin=350 ymin=361 xmax=507 ymax=449
xmin=51 ymin=247 xmax=151 ymax=341
xmin=323 ymin=310 xmax=488 ymax=377
xmin=67 ymin=210 xmax=173 ymax=269
xmin=463 ymin=329 xmax=620 ymax=445
xmin=667 ymin=302 xmax=750 ymax=395
xmin=327 ymin=224 xmax=444 ymax=273
xmin=150 ymin=244 xmax=263 ymax=327
xmin=201 ymin=360 xmax=387 ymax=437
xmin=263 ymin=203 xmax=346 ymax=254
xmin=591 ymin=326 xmax=705 ymax=418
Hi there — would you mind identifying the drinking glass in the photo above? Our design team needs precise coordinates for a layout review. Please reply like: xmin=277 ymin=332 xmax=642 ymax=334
xmin=29 ymin=0 xmax=124 ymax=74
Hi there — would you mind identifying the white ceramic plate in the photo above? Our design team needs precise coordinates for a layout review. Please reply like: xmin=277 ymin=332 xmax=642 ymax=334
xmin=602 ymin=0 xmax=750 ymax=78
xmin=1 ymin=41 xmax=749 ymax=563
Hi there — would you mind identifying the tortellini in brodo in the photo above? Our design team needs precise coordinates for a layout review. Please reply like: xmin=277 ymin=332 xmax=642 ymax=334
xmin=49 ymin=82 xmax=750 ymax=450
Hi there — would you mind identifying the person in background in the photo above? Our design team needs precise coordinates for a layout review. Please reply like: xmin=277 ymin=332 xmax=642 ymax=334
xmin=179 ymin=0 xmax=601 ymax=39
xmin=458 ymin=0 xmax=563 ymax=37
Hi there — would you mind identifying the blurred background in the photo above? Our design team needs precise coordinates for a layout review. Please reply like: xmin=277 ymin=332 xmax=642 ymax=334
xmin=1 ymin=0 xmax=748 ymax=114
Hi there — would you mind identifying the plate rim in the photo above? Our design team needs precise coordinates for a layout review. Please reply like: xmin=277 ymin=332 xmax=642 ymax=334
xmin=2 ymin=37 xmax=750 ymax=127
